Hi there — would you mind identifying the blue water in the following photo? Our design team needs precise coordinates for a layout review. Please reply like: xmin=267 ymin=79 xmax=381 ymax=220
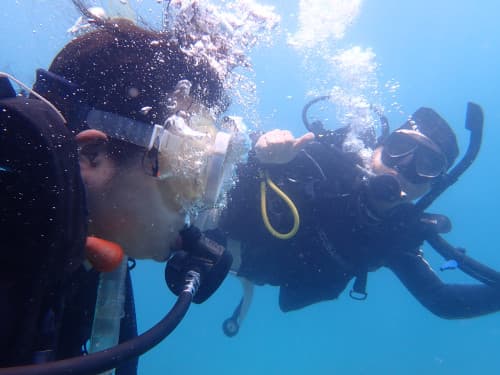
xmin=2 ymin=1 xmax=500 ymax=374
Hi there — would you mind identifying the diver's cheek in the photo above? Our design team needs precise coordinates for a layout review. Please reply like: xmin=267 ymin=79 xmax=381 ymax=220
xmin=370 ymin=148 xmax=397 ymax=176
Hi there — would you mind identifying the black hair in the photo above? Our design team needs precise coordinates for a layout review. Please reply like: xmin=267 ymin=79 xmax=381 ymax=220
xmin=46 ymin=18 xmax=227 ymax=125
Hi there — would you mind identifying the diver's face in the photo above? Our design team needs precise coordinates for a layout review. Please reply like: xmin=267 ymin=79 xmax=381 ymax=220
xmin=78 ymin=131 xmax=185 ymax=261
xmin=90 ymin=161 xmax=185 ymax=261
xmin=371 ymin=146 xmax=432 ymax=202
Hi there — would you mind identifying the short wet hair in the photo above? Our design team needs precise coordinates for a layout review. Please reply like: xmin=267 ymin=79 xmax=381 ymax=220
xmin=46 ymin=19 xmax=227 ymax=126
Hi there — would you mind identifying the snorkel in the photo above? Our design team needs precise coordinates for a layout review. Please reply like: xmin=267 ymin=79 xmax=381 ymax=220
xmin=415 ymin=102 xmax=484 ymax=211
xmin=412 ymin=103 xmax=500 ymax=289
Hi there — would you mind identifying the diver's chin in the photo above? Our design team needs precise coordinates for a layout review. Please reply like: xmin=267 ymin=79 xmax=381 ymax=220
xmin=398 ymin=176 xmax=431 ymax=202
xmin=154 ymin=211 xmax=187 ymax=262
xmin=371 ymin=147 xmax=394 ymax=176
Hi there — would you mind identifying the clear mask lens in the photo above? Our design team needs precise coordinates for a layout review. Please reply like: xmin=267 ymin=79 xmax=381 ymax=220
xmin=415 ymin=148 xmax=446 ymax=178
xmin=384 ymin=131 xmax=419 ymax=158
xmin=383 ymin=130 xmax=447 ymax=182
xmin=151 ymin=114 xmax=216 ymax=208
xmin=150 ymin=96 xmax=249 ymax=214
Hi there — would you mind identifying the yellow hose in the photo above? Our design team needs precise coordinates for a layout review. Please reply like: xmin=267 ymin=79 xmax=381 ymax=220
xmin=260 ymin=171 xmax=300 ymax=240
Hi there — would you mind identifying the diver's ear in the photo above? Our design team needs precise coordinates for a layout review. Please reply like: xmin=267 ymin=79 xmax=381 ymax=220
xmin=75 ymin=129 xmax=108 ymax=146
xmin=76 ymin=129 xmax=116 ymax=190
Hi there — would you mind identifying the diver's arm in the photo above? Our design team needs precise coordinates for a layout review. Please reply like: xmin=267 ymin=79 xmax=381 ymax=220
xmin=386 ymin=250 xmax=500 ymax=319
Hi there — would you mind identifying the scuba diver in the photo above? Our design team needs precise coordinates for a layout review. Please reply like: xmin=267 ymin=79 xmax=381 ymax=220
xmin=217 ymin=95 xmax=500 ymax=337
xmin=0 ymin=3 xmax=248 ymax=374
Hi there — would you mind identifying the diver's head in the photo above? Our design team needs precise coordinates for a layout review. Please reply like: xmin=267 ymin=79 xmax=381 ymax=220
xmin=43 ymin=18 xmax=227 ymax=125
xmin=33 ymin=19 xmax=241 ymax=260
xmin=371 ymin=107 xmax=459 ymax=203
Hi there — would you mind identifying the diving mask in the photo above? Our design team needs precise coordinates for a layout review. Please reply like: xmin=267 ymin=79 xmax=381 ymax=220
xmin=86 ymin=108 xmax=249 ymax=211
xmin=33 ymin=69 xmax=249 ymax=212
xmin=381 ymin=129 xmax=447 ymax=183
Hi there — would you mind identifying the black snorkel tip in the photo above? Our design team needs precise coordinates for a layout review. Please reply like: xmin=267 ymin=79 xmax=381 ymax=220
xmin=415 ymin=102 xmax=484 ymax=212
xmin=466 ymin=102 xmax=484 ymax=133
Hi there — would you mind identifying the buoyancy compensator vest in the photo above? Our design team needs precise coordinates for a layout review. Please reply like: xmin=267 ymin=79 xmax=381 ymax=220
xmin=0 ymin=75 xmax=88 ymax=366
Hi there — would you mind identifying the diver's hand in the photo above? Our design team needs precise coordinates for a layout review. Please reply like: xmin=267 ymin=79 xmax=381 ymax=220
xmin=254 ymin=129 xmax=315 ymax=164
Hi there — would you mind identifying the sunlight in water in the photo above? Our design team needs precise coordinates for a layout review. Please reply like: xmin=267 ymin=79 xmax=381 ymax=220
xmin=288 ymin=0 xmax=362 ymax=47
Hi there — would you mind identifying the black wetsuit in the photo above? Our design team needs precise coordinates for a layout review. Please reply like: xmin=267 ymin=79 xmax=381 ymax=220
xmin=0 ymin=86 xmax=138 ymax=373
xmin=219 ymin=141 xmax=500 ymax=318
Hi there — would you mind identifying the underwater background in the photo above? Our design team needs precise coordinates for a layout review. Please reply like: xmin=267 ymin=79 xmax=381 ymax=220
xmin=2 ymin=1 xmax=500 ymax=374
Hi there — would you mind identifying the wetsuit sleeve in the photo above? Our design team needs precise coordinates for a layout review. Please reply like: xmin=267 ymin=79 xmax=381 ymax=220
xmin=386 ymin=250 xmax=500 ymax=319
